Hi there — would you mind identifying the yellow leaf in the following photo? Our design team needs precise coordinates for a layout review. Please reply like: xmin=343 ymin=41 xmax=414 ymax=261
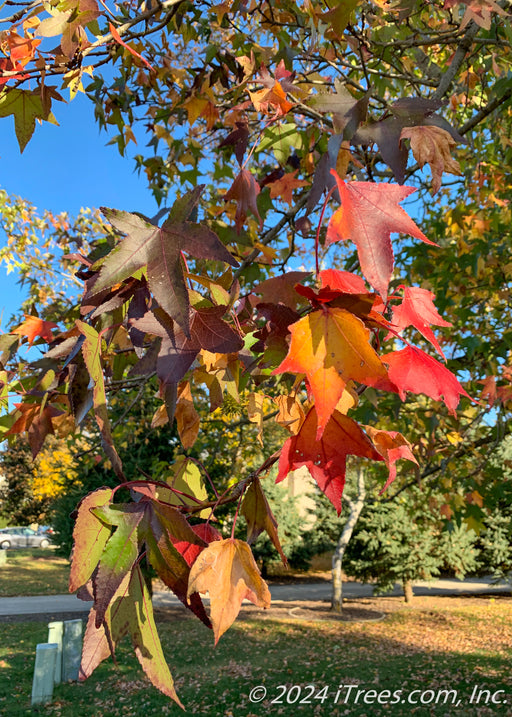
xmin=163 ymin=456 xmax=209 ymax=518
xmin=247 ymin=392 xmax=265 ymax=445
xmin=183 ymin=95 xmax=209 ymax=125
xmin=187 ymin=538 xmax=271 ymax=644
xmin=274 ymin=395 xmax=305 ymax=434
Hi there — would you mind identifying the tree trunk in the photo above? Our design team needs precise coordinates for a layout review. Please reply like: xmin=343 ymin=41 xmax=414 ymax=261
xmin=331 ymin=466 xmax=366 ymax=613
xmin=403 ymin=579 xmax=413 ymax=603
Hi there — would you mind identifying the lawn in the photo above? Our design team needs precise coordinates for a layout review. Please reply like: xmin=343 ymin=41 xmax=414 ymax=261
xmin=0 ymin=549 xmax=70 ymax=596
xmin=0 ymin=595 xmax=510 ymax=716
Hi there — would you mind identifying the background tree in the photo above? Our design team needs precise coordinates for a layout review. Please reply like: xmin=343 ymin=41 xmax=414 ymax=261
xmin=0 ymin=438 xmax=48 ymax=524
xmin=343 ymin=487 xmax=480 ymax=602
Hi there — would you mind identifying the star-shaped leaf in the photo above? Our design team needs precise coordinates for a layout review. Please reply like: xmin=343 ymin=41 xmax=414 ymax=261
xmin=12 ymin=316 xmax=58 ymax=347
xmin=326 ymin=173 xmax=435 ymax=299
xmin=0 ymin=88 xmax=52 ymax=152
xmin=274 ymin=307 xmax=395 ymax=438
xmin=390 ymin=286 xmax=452 ymax=358
xmin=187 ymin=538 xmax=271 ymax=644
xmin=277 ymin=407 xmax=383 ymax=514
xmin=93 ymin=188 xmax=238 ymax=336
xmin=156 ymin=306 xmax=244 ymax=385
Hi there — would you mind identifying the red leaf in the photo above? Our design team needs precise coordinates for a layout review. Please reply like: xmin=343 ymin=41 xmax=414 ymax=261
xmin=391 ymin=287 xmax=452 ymax=358
xmin=319 ymin=269 xmax=367 ymax=294
xmin=384 ymin=345 xmax=471 ymax=414
xmin=0 ymin=58 xmax=25 ymax=86
xmin=277 ymin=407 xmax=383 ymax=514
xmin=172 ymin=523 xmax=222 ymax=567
xmin=326 ymin=173 xmax=436 ymax=299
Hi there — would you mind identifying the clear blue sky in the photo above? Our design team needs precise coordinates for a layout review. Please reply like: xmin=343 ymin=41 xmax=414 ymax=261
xmin=0 ymin=92 xmax=161 ymax=328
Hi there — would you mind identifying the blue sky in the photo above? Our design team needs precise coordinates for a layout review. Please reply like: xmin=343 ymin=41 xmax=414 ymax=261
xmin=0 ymin=92 xmax=161 ymax=327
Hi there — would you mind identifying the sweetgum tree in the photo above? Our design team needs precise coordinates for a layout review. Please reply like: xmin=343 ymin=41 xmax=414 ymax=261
xmin=1 ymin=0 xmax=512 ymax=705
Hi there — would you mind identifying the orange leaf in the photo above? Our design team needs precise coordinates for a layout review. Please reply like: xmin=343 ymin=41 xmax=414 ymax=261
xmin=274 ymin=395 xmax=305 ymax=434
xmin=273 ymin=307 xmax=395 ymax=438
xmin=187 ymin=538 xmax=271 ymax=644
xmin=364 ymin=426 xmax=418 ymax=492
xmin=6 ymin=30 xmax=41 ymax=68
xmin=249 ymin=80 xmax=293 ymax=116
xmin=268 ymin=170 xmax=308 ymax=205
xmin=175 ymin=382 xmax=200 ymax=449
xmin=12 ymin=315 xmax=58 ymax=347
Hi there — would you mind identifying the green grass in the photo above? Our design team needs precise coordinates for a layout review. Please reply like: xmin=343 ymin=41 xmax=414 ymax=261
xmin=0 ymin=597 xmax=511 ymax=716
xmin=0 ymin=549 xmax=70 ymax=596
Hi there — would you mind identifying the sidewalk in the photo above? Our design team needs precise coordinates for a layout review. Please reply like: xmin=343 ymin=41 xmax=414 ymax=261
xmin=0 ymin=577 xmax=509 ymax=617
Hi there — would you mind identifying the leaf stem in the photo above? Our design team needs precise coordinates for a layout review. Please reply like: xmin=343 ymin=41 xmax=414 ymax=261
xmin=315 ymin=186 xmax=336 ymax=276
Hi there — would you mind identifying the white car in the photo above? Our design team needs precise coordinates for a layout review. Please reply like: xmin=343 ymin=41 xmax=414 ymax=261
xmin=0 ymin=526 xmax=53 ymax=549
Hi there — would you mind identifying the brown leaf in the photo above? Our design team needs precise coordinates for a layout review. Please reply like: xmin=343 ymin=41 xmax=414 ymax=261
xmin=224 ymin=169 xmax=263 ymax=232
xmin=187 ymin=538 xmax=271 ymax=644
xmin=400 ymin=125 xmax=462 ymax=194
xmin=175 ymin=381 xmax=200 ymax=449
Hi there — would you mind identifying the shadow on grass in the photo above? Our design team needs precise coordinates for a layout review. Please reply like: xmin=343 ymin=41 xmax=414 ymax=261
xmin=0 ymin=549 xmax=69 ymax=597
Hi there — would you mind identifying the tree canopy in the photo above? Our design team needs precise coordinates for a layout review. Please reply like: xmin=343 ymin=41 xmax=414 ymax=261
xmin=1 ymin=0 xmax=511 ymax=705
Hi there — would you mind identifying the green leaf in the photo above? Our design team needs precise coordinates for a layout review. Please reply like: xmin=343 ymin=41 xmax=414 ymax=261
xmin=92 ymin=503 xmax=143 ymax=627
xmin=69 ymin=487 xmax=113 ymax=592
xmin=0 ymin=89 xmax=51 ymax=152
xmin=257 ymin=123 xmax=302 ymax=163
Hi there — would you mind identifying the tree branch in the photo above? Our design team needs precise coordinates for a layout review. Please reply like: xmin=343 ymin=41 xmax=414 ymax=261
xmin=433 ymin=21 xmax=480 ymax=100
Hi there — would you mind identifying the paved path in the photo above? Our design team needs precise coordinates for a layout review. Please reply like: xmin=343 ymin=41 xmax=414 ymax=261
xmin=0 ymin=577 xmax=509 ymax=616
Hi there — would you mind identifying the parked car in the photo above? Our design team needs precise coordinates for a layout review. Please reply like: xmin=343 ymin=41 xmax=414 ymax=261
xmin=0 ymin=526 xmax=53 ymax=549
